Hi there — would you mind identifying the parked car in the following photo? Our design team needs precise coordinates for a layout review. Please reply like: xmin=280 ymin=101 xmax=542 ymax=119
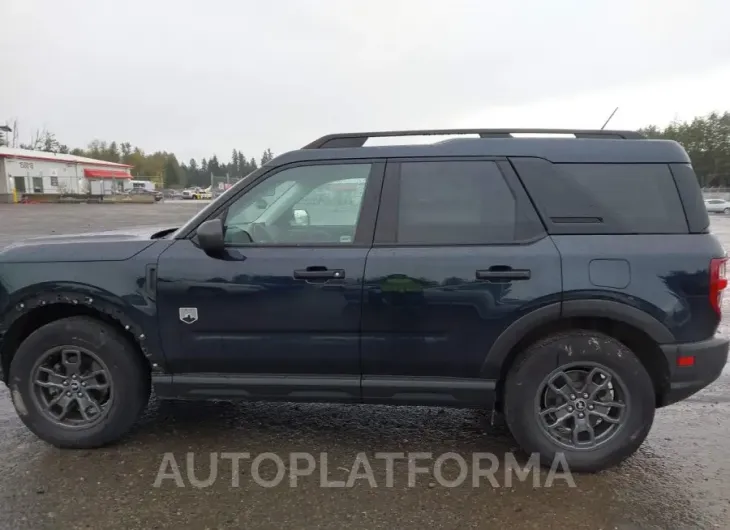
xmin=181 ymin=188 xmax=196 ymax=200
xmin=704 ymin=198 xmax=730 ymax=214
xmin=163 ymin=189 xmax=182 ymax=200
xmin=0 ymin=128 xmax=727 ymax=473
xmin=192 ymin=187 xmax=213 ymax=200
xmin=128 ymin=188 xmax=162 ymax=202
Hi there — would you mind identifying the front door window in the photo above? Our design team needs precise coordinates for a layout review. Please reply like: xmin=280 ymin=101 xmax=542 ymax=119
xmin=223 ymin=163 xmax=372 ymax=245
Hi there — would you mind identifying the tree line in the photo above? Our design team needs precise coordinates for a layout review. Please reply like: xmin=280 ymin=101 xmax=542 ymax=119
xmin=639 ymin=111 xmax=730 ymax=188
xmin=12 ymin=109 xmax=730 ymax=188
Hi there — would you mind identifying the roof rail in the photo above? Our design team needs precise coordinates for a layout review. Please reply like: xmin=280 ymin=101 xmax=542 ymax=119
xmin=302 ymin=128 xmax=644 ymax=149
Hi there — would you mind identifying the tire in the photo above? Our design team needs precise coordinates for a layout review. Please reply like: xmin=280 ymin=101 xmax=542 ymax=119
xmin=723 ymin=208 xmax=729 ymax=214
xmin=503 ymin=330 xmax=655 ymax=473
xmin=8 ymin=316 xmax=150 ymax=449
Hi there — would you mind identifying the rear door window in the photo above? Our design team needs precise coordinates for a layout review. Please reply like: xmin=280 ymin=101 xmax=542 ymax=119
xmin=386 ymin=160 xmax=543 ymax=245
xmin=398 ymin=161 xmax=515 ymax=244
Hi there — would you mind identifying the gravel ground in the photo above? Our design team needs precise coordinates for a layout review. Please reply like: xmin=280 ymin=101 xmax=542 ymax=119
xmin=0 ymin=203 xmax=729 ymax=530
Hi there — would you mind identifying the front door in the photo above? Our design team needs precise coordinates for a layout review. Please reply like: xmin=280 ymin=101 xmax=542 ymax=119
xmin=360 ymin=159 xmax=562 ymax=405
xmin=156 ymin=160 xmax=384 ymax=400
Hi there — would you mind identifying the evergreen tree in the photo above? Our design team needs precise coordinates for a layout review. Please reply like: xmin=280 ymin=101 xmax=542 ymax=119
xmin=261 ymin=148 xmax=274 ymax=166
xmin=231 ymin=149 xmax=239 ymax=176
xmin=163 ymin=155 xmax=182 ymax=187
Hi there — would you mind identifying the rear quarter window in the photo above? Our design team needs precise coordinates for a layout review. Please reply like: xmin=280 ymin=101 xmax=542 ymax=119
xmin=510 ymin=158 xmax=689 ymax=234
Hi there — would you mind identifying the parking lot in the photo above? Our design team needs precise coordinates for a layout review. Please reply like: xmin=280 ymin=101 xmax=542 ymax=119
xmin=0 ymin=203 xmax=729 ymax=529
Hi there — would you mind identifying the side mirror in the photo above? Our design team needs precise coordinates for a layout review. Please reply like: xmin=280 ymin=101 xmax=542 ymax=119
xmin=293 ymin=209 xmax=310 ymax=226
xmin=196 ymin=219 xmax=225 ymax=255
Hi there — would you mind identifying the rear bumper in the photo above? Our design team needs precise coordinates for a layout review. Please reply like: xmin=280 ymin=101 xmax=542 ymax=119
xmin=659 ymin=336 xmax=728 ymax=406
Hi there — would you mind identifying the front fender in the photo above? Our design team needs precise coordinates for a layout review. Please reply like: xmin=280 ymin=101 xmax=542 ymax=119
xmin=0 ymin=282 xmax=167 ymax=378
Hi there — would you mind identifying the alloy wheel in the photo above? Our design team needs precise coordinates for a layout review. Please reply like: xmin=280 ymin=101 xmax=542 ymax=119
xmin=30 ymin=346 xmax=114 ymax=428
xmin=535 ymin=362 xmax=628 ymax=450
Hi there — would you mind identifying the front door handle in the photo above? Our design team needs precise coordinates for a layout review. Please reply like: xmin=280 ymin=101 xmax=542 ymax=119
xmin=476 ymin=268 xmax=531 ymax=281
xmin=293 ymin=268 xmax=346 ymax=280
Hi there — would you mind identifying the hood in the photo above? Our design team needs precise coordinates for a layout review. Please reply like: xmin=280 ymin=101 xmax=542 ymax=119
xmin=18 ymin=225 xmax=177 ymax=244
xmin=0 ymin=225 xmax=178 ymax=263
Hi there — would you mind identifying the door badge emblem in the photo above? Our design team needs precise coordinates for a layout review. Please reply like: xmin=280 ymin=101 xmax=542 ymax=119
xmin=179 ymin=307 xmax=198 ymax=324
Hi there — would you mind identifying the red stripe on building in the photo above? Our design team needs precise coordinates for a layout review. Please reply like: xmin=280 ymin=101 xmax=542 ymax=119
xmin=84 ymin=169 xmax=133 ymax=179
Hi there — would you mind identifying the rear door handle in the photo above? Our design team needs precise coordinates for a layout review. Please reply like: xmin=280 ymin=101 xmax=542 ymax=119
xmin=293 ymin=268 xmax=346 ymax=280
xmin=476 ymin=268 xmax=531 ymax=281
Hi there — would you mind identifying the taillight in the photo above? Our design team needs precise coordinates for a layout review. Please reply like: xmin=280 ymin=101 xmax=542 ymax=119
xmin=710 ymin=258 xmax=728 ymax=316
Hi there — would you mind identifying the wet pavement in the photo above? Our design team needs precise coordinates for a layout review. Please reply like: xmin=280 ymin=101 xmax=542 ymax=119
xmin=0 ymin=203 xmax=729 ymax=529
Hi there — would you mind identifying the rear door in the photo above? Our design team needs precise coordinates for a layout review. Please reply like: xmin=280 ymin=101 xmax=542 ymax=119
xmin=360 ymin=158 xmax=562 ymax=404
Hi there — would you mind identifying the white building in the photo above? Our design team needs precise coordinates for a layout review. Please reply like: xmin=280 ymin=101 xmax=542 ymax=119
xmin=0 ymin=147 xmax=133 ymax=203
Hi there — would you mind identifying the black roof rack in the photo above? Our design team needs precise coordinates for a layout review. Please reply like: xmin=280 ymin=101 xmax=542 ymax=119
xmin=303 ymin=128 xmax=644 ymax=149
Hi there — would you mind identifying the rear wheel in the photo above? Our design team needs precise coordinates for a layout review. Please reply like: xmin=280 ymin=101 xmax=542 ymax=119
xmin=9 ymin=316 xmax=150 ymax=448
xmin=723 ymin=208 xmax=729 ymax=214
xmin=503 ymin=330 xmax=655 ymax=472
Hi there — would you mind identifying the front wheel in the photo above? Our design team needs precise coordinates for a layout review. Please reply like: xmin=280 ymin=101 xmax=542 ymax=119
xmin=503 ymin=331 xmax=655 ymax=473
xmin=8 ymin=316 xmax=150 ymax=448
xmin=723 ymin=208 xmax=729 ymax=214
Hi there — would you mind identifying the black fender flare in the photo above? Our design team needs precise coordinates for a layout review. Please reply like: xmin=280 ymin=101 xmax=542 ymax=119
xmin=481 ymin=300 xmax=675 ymax=378
xmin=1 ymin=289 xmax=167 ymax=378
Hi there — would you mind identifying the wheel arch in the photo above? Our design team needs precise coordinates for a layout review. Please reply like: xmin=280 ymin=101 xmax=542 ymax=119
xmin=1 ymin=290 xmax=164 ymax=384
xmin=484 ymin=300 xmax=674 ymax=407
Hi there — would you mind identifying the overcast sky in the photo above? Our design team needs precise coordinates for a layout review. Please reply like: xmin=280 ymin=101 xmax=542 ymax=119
xmin=2 ymin=0 xmax=730 ymax=162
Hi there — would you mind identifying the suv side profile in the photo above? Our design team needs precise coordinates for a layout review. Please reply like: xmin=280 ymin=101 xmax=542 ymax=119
xmin=0 ymin=128 xmax=727 ymax=472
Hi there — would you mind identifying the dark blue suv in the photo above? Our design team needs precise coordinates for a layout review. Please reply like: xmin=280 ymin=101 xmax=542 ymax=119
xmin=1 ymin=129 xmax=727 ymax=472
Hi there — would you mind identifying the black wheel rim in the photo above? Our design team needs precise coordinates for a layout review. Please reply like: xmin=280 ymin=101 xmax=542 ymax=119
xmin=535 ymin=362 xmax=628 ymax=450
xmin=30 ymin=346 xmax=113 ymax=428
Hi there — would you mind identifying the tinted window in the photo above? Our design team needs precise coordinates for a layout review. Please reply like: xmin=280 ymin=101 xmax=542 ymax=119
xmin=396 ymin=161 xmax=517 ymax=244
xmin=556 ymin=164 xmax=687 ymax=233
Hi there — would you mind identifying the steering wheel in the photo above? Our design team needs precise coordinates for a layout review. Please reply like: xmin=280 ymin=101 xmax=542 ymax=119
xmin=249 ymin=222 xmax=275 ymax=243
